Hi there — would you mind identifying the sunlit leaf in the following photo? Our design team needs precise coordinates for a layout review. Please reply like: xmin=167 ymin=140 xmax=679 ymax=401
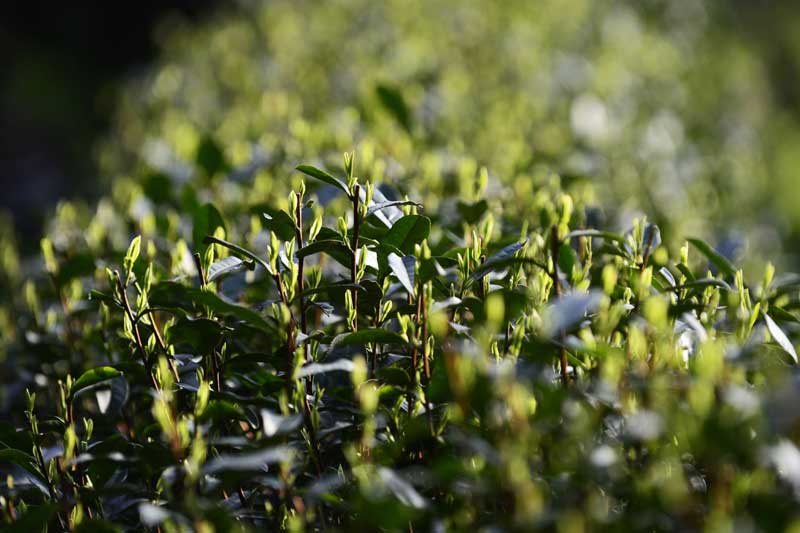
xmin=296 ymin=164 xmax=351 ymax=196
xmin=765 ymin=313 xmax=798 ymax=363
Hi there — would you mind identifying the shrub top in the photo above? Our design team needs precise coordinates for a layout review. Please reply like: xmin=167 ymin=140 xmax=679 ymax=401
xmin=2 ymin=1 xmax=800 ymax=531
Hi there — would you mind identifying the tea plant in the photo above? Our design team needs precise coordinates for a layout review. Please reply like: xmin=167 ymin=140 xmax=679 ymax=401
xmin=1 ymin=148 xmax=800 ymax=531
xmin=4 ymin=1 xmax=800 ymax=530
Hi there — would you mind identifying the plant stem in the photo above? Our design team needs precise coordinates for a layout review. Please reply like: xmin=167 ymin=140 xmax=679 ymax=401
xmin=193 ymin=252 xmax=207 ymax=287
xmin=419 ymin=284 xmax=435 ymax=436
xmin=295 ymin=192 xmax=308 ymax=339
xmin=350 ymin=185 xmax=361 ymax=332
xmin=295 ymin=191 xmax=312 ymax=396
xmin=550 ymin=226 xmax=569 ymax=387
xmin=116 ymin=274 xmax=159 ymax=391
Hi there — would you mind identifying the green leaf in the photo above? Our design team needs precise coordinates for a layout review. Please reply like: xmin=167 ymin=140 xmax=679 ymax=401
xmin=197 ymin=400 xmax=245 ymax=423
xmin=71 ymin=367 xmax=123 ymax=398
xmin=375 ymin=83 xmax=412 ymax=134
xmin=456 ymin=199 xmax=489 ymax=224
xmin=0 ymin=449 xmax=48 ymax=487
xmin=469 ymin=240 xmax=528 ymax=282
xmin=329 ymin=328 xmax=406 ymax=351
xmin=296 ymin=164 xmax=351 ymax=196
xmin=378 ymin=366 xmax=411 ymax=387
xmin=558 ymin=243 xmax=577 ymax=276
xmin=566 ymin=229 xmax=626 ymax=243
xmin=675 ymin=262 xmax=697 ymax=282
xmin=75 ymin=519 xmax=123 ymax=533
xmin=260 ymin=410 xmax=303 ymax=437
xmin=377 ymin=467 xmax=428 ymax=509
xmin=94 ymin=375 xmax=129 ymax=415
xmin=193 ymin=203 xmax=226 ymax=254
xmin=150 ymin=282 xmax=275 ymax=334
xmin=687 ymin=237 xmax=736 ymax=278
xmin=366 ymin=200 xmax=422 ymax=219
xmin=196 ymin=134 xmax=229 ymax=178
xmin=262 ymin=208 xmax=297 ymax=241
xmin=169 ymin=317 xmax=228 ymax=351
xmin=543 ymin=290 xmax=604 ymax=338
xmin=296 ymin=240 xmax=353 ymax=267
xmin=388 ymin=253 xmax=415 ymax=297
xmin=203 ymin=235 xmax=271 ymax=273
xmin=297 ymin=359 xmax=356 ymax=378
xmin=765 ymin=313 xmax=798 ymax=364
xmin=207 ymin=256 xmax=252 ymax=282
xmin=55 ymin=253 xmax=96 ymax=286
xmin=383 ymin=215 xmax=431 ymax=255
xmin=88 ymin=289 xmax=120 ymax=307
xmin=4 ymin=504 xmax=58 ymax=532
xmin=124 ymin=235 xmax=141 ymax=273
xmin=300 ymin=282 xmax=365 ymax=299
xmin=663 ymin=278 xmax=732 ymax=292
xmin=769 ymin=306 xmax=799 ymax=324
xmin=204 ymin=445 xmax=293 ymax=474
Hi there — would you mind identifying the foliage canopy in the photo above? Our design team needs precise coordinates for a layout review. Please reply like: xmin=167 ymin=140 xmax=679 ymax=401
xmin=2 ymin=1 xmax=800 ymax=531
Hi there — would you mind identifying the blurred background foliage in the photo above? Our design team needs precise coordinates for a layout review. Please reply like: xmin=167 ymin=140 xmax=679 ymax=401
xmin=5 ymin=0 xmax=800 ymax=262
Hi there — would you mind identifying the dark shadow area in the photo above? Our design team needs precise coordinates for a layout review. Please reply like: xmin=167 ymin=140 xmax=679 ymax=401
xmin=0 ymin=1 xmax=221 ymax=245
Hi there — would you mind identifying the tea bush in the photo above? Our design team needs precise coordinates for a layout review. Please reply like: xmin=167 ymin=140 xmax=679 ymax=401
xmin=3 ymin=1 xmax=800 ymax=531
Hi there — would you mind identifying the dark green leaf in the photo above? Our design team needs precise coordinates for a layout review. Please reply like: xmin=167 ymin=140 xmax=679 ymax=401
xmin=383 ymin=215 xmax=431 ymax=255
xmin=456 ymin=199 xmax=489 ymax=224
xmin=769 ymin=306 xmax=799 ymax=324
xmin=55 ymin=253 xmax=96 ymax=286
xmin=168 ymin=317 xmax=227 ymax=351
xmin=203 ymin=236 xmax=271 ymax=273
xmin=469 ymin=240 xmax=527 ymax=282
xmin=329 ymin=328 xmax=406 ymax=351
xmin=4 ymin=504 xmax=58 ymax=532
xmin=196 ymin=135 xmax=229 ymax=178
xmin=193 ymin=203 xmax=226 ymax=254
xmin=687 ymin=237 xmax=737 ymax=278
xmin=71 ymin=367 xmax=122 ymax=398
xmin=0 ymin=449 xmax=47 ymax=487
xmin=388 ymin=253 xmax=415 ymax=296
xmin=296 ymin=240 xmax=353 ymax=267
xmin=558 ymin=243 xmax=577 ymax=276
xmin=296 ymin=164 xmax=351 ymax=196
xmin=300 ymin=282 xmax=365 ymax=299
xmin=150 ymin=282 xmax=275 ymax=334
xmin=378 ymin=366 xmax=411 ymax=387
xmin=262 ymin=208 xmax=297 ymax=241
xmin=376 ymin=84 xmax=412 ymax=134
xmin=207 ymin=256 xmax=252 ymax=282
xmin=75 ymin=520 xmax=122 ymax=533
xmin=198 ymin=400 xmax=245 ymax=423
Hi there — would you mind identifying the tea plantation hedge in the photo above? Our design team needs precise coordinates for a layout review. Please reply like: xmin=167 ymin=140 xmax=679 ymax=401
xmin=2 ymin=1 xmax=800 ymax=531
